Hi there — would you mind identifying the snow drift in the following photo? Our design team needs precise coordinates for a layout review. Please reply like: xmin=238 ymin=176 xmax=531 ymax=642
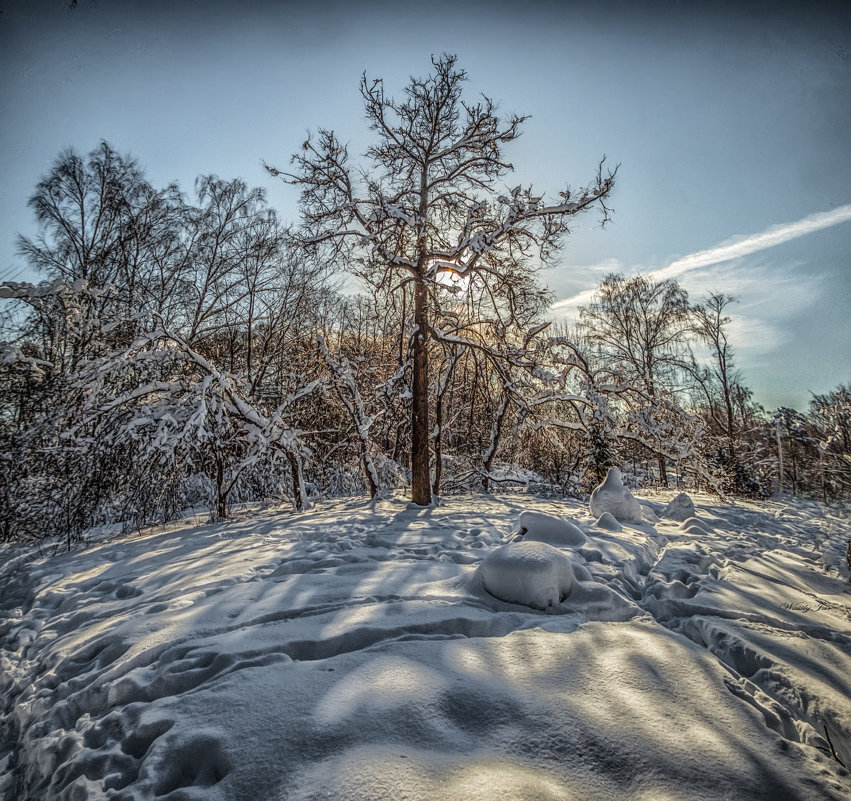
xmin=1 ymin=492 xmax=850 ymax=801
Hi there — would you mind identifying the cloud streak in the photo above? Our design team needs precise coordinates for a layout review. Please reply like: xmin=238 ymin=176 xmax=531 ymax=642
xmin=550 ymin=204 xmax=851 ymax=320
xmin=549 ymin=286 xmax=600 ymax=317
xmin=655 ymin=204 xmax=851 ymax=280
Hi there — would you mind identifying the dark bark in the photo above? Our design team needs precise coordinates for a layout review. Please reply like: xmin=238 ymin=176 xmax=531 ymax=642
xmin=482 ymin=394 xmax=509 ymax=492
xmin=433 ymin=394 xmax=443 ymax=497
xmin=286 ymin=450 xmax=305 ymax=511
xmin=411 ymin=281 xmax=431 ymax=505
xmin=657 ymin=453 xmax=668 ymax=488
xmin=215 ymin=453 xmax=228 ymax=518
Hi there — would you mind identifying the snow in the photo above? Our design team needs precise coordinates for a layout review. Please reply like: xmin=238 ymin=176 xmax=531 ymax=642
xmin=589 ymin=466 xmax=644 ymax=523
xmin=594 ymin=511 xmax=622 ymax=531
xmin=479 ymin=540 xmax=575 ymax=610
xmin=661 ymin=491 xmax=697 ymax=521
xmin=518 ymin=510 xmax=586 ymax=546
xmin=1 ymin=492 xmax=850 ymax=800
xmin=680 ymin=515 xmax=713 ymax=535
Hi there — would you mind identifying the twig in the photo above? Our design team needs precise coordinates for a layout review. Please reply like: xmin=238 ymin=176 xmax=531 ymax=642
xmin=823 ymin=724 xmax=847 ymax=769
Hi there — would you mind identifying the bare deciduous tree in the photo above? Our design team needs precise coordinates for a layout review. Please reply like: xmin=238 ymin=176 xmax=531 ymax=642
xmin=270 ymin=54 xmax=615 ymax=504
xmin=580 ymin=273 xmax=690 ymax=486
xmin=691 ymin=294 xmax=739 ymax=448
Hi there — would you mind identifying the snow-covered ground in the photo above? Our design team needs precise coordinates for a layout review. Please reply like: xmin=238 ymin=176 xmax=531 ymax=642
xmin=1 ymin=490 xmax=849 ymax=800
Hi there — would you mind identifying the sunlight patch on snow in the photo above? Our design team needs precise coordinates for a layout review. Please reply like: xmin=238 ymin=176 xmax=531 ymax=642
xmin=288 ymin=746 xmax=577 ymax=801
xmin=315 ymin=656 xmax=444 ymax=726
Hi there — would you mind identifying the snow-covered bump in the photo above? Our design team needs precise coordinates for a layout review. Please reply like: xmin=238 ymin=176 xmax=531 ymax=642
xmin=641 ymin=505 xmax=661 ymax=523
xmin=594 ymin=512 xmax=622 ymax=532
xmin=679 ymin=516 xmax=713 ymax=535
xmin=480 ymin=541 xmax=575 ymax=611
xmin=519 ymin=510 xmax=585 ymax=547
xmin=589 ymin=467 xmax=643 ymax=523
xmin=662 ymin=493 xmax=697 ymax=522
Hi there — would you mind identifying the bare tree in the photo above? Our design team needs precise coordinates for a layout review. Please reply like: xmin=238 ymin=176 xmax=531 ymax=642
xmin=2 ymin=144 xmax=338 ymax=538
xmin=16 ymin=142 xmax=186 ymax=363
xmin=318 ymin=333 xmax=381 ymax=498
xmin=270 ymin=54 xmax=615 ymax=504
xmin=580 ymin=273 xmax=691 ymax=486
xmin=690 ymin=293 xmax=741 ymax=453
xmin=809 ymin=385 xmax=851 ymax=499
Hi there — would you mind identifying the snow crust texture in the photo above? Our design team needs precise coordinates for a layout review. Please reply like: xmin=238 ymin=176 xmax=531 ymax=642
xmin=1 ymin=493 xmax=850 ymax=801
xmin=589 ymin=466 xmax=644 ymax=523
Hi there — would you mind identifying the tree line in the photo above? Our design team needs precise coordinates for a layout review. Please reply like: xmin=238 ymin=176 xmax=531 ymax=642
xmin=1 ymin=56 xmax=848 ymax=545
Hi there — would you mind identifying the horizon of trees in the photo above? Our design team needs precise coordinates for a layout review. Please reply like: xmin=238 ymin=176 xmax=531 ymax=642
xmin=1 ymin=61 xmax=849 ymax=546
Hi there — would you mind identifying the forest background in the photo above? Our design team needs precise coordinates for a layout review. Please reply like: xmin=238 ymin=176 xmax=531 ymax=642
xmin=1 ymin=48 xmax=849 ymax=546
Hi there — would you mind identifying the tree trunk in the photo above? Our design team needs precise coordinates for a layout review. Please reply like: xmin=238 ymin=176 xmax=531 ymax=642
xmin=411 ymin=280 xmax=431 ymax=505
xmin=286 ymin=450 xmax=306 ymax=511
xmin=482 ymin=394 xmax=509 ymax=492
xmin=657 ymin=453 xmax=668 ymax=488
xmin=215 ymin=453 xmax=228 ymax=518
xmin=432 ymin=350 xmax=459 ymax=498
xmin=362 ymin=444 xmax=379 ymax=499
xmin=399 ymin=288 xmax=407 ymax=367
xmin=433 ymin=393 xmax=443 ymax=497
xmin=723 ymin=382 xmax=736 ymax=460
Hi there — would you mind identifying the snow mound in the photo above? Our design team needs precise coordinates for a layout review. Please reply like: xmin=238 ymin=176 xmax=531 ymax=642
xmin=679 ymin=516 xmax=713 ymax=535
xmin=480 ymin=541 xmax=575 ymax=611
xmin=662 ymin=493 xmax=697 ymax=521
xmin=519 ymin=510 xmax=586 ymax=547
xmin=589 ymin=467 xmax=643 ymax=523
xmin=594 ymin=512 xmax=622 ymax=532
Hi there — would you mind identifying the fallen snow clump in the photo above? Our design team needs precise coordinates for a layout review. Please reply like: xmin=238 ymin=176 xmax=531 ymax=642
xmin=595 ymin=512 xmax=622 ymax=532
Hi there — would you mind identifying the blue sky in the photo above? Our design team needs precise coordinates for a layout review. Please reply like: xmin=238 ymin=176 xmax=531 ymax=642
xmin=1 ymin=0 xmax=849 ymax=410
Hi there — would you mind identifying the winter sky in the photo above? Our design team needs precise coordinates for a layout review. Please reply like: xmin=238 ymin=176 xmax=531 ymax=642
xmin=1 ymin=0 xmax=849 ymax=411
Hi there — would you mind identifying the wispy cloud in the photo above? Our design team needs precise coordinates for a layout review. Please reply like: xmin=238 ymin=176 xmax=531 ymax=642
xmin=550 ymin=205 xmax=851 ymax=320
xmin=548 ymin=258 xmax=627 ymax=318
xmin=549 ymin=287 xmax=599 ymax=318
xmin=655 ymin=204 xmax=851 ymax=280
